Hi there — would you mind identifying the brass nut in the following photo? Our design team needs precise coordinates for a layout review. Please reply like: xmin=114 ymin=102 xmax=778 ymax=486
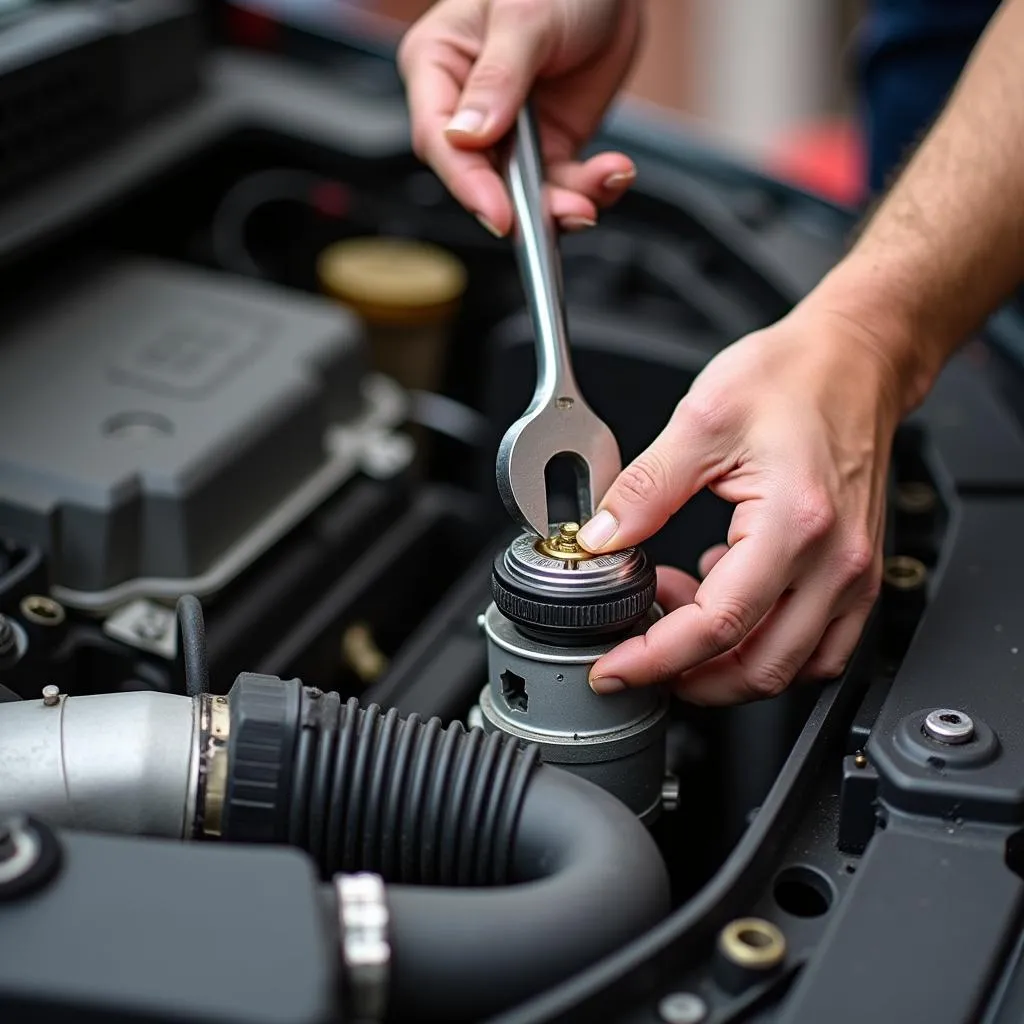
xmin=883 ymin=555 xmax=927 ymax=591
xmin=894 ymin=481 xmax=937 ymax=515
xmin=536 ymin=522 xmax=592 ymax=562
xmin=20 ymin=595 xmax=65 ymax=627
xmin=717 ymin=917 xmax=786 ymax=970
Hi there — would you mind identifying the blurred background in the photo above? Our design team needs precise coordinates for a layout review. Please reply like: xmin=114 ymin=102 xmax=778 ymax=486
xmin=358 ymin=0 xmax=866 ymax=204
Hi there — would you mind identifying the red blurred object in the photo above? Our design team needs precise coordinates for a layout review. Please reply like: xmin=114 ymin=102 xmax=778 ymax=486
xmin=766 ymin=120 xmax=866 ymax=207
xmin=309 ymin=181 xmax=350 ymax=220
xmin=224 ymin=4 xmax=281 ymax=49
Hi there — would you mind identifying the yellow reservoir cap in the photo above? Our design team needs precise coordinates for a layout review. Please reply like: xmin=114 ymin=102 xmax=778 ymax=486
xmin=317 ymin=236 xmax=468 ymax=327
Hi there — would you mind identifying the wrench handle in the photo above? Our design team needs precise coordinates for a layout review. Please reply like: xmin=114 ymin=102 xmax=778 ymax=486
xmin=504 ymin=103 xmax=579 ymax=404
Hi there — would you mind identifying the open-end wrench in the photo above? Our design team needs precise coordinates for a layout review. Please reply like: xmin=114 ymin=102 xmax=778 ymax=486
xmin=494 ymin=103 xmax=622 ymax=538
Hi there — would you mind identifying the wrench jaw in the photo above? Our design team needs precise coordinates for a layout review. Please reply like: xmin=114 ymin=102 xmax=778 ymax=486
xmin=495 ymin=420 xmax=550 ymax=538
xmin=495 ymin=412 xmax=623 ymax=540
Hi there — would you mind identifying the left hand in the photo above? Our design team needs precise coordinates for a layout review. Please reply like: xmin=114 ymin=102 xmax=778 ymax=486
xmin=576 ymin=298 xmax=906 ymax=705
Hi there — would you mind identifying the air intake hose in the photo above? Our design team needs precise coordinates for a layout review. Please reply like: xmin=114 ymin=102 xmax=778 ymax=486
xmin=218 ymin=674 xmax=671 ymax=1020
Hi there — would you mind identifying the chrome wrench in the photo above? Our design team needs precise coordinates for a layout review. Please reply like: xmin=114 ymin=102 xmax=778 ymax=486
xmin=495 ymin=103 xmax=622 ymax=538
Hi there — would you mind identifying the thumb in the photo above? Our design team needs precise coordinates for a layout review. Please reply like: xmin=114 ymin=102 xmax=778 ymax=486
xmin=577 ymin=414 xmax=721 ymax=553
xmin=445 ymin=2 xmax=554 ymax=146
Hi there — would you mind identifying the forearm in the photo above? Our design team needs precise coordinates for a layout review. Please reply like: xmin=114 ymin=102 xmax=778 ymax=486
xmin=813 ymin=0 xmax=1024 ymax=411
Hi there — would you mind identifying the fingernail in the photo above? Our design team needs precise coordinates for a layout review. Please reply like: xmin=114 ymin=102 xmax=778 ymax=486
xmin=446 ymin=108 xmax=487 ymax=136
xmin=590 ymin=675 xmax=626 ymax=695
xmin=476 ymin=214 xmax=505 ymax=238
xmin=577 ymin=509 xmax=618 ymax=550
xmin=602 ymin=169 xmax=635 ymax=189
xmin=561 ymin=216 xmax=597 ymax=232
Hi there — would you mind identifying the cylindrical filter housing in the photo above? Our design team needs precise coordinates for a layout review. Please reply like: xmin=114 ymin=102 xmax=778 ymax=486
xmin=479 ymin=524 xmax=668 ymax=821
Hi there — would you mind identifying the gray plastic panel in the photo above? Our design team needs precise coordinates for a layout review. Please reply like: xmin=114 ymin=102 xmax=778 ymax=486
xmin=0 ymin=829 xmax=337 ymax=1024
xmin=0 ymin=256 xmax=367 ymax=593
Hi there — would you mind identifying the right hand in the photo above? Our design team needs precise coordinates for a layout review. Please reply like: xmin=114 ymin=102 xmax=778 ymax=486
xmin=397 ymin=0 xmax=643 ymax=237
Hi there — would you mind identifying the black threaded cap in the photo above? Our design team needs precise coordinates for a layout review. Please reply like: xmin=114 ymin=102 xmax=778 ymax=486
xmin=491 ymin=546 xmax=657 ymax=642
xmin=223 ymin=673 xmax=302 ymax=843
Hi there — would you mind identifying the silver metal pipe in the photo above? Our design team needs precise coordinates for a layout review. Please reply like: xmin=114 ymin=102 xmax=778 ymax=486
xmin=0 ymin=690 xmax=198 ymax=838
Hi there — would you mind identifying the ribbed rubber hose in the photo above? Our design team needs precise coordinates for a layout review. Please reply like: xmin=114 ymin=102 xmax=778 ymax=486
xmin=287 ymin=691 xmax=539 ymax=886
xmin=384 ymin=764 xmax=671 ymax=1021
xmin=257 ymin=684 xmax=669 ymax=1021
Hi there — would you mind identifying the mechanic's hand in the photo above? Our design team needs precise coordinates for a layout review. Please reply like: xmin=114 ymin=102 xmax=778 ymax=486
xmin=397 ymin=0 xmax=642 ymax=237
xmin=577 ymin=300 xmax=906 ymax=705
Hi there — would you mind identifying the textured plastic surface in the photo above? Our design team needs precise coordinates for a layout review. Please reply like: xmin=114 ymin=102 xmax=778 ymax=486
xmin=0 ymin=0 xmax=202 ymax=202
xmin=0 ymin=830 xmax=336 ymax=1024
xmin=0 ymin=257 xmax=366 ymax=593
xmin=224 ymin=673 xmax=301 ymax=843
xmin=491 ymin=545 xmax=657 ymax=640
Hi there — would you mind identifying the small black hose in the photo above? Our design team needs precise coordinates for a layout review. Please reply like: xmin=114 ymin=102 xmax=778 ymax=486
xmin=176 ymin=595 xmax=209 ymax=698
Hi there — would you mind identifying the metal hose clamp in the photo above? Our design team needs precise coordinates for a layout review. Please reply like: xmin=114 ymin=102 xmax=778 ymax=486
xmin=337 ymin=872 xmax=390 ymax=1022
xmin=194 ymin=693 xmax=230 ymax=838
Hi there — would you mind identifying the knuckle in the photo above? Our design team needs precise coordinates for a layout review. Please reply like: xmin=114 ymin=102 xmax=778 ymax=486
xmin=815 ymin=654 xmax=850 ymax=679
xmin=743 ymin=659 xmax=794 ymax=699
xmin=704 ymin=600 xmax=750 ymax=654
xmin=674 ymin=392 xmax=731 ymax=440
xmin=792 ymin=485 xmax=837 ymax=544
xmin=836 ymin=533 xmax=876 ymax=586
xmin=617 ymin=455 xmax=669 ymax=506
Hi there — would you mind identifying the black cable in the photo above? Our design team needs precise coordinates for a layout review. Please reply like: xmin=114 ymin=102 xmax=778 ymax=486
xmin=175 ymin=595 xmax=209 ymax=698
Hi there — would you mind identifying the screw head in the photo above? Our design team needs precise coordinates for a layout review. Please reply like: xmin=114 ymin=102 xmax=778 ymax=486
xmin=41 ymin=685 xmax=60 ymax=707
xmin=924 ymin=708 xmax=975 ymax=745
xmin=658 ymin=992 xmax=707 ymax=1024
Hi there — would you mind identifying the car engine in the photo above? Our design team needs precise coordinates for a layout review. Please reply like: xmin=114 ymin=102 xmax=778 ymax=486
xmin=3 ymin=3 xmax=1024 ymax=1023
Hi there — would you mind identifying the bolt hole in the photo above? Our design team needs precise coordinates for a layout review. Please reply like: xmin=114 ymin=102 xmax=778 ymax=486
xmin=844 ymin=863 xmax=857 ymax=875
xmin=883 ymin=555 xmax=927 ymax=590
xmin=939 ymin=713 xmax=961 ymax=725
xmin=555 ymin=673 xmax=564 ymax=682
xmin=773 ymin=865 xmax=834 ymax=918
xmin=556 ymin=396 xmax=574 ymax=410
xmin=500 ymin=669 xmax=529 ymax=713
xmin=737 ymin=927 xmax=773 ymax=949
xmin=20 ymin=595 xmax=65 ymax=627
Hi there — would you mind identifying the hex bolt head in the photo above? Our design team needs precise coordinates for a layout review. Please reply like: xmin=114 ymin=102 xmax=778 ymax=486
xmin=924 ymin=708 xmax=975 ymax=745
xmin=658 ymin=992 xmax=708 ymax=1024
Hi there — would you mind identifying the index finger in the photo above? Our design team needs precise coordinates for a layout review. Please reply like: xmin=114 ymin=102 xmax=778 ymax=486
xmin=402 ymin=41 xmax=514 ymax=230
xmin=589 ymin=523 xmax=799 ymax=690
xmin=401 ymin=42 xmax=601 ymax=234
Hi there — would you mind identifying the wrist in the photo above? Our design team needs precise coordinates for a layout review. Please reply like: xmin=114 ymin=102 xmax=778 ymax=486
xmin=800 ymin=254 xmax=954 ymax=417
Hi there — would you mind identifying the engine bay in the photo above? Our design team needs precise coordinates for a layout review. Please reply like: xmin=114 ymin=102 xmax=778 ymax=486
xmin=3 ymin=4 xmax=1024 ymax=1023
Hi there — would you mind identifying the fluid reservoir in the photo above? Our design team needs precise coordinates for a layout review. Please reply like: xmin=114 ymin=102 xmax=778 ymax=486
xmin=316 ymin=236 xmax=467 ymax=394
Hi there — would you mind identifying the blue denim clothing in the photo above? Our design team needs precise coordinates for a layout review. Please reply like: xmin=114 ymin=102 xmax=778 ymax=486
xmin=857 ymin=0 xmax=1001 ymax=193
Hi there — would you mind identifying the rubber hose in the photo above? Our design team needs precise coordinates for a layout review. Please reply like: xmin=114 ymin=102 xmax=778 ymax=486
xmin=233 ymin=682 xmax=669 ymax=1019
xmin=382 ymin=765 xmax=671 ymax=1022
xmin=176 ymin=595 xmax=209 ymax=698
xmin=288 ymin=691 xmax=539 ymax=885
